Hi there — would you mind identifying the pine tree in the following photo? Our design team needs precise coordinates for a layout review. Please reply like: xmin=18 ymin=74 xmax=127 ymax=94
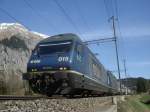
xmin=136 ymin=77 xmax=149 ymax=93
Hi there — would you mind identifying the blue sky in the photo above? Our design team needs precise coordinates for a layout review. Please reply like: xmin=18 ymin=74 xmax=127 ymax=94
xmin=0 ymin=0 xmax=149 ymax=79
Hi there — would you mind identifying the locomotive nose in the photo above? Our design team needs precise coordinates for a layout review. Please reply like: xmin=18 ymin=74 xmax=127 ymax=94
xmin=27 ymin=40 xmax=74 ymax=72
xmin=27 ymin=54 xmax=72 ymax=72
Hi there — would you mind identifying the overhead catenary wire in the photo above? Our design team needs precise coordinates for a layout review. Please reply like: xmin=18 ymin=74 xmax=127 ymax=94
xmin=110 ymin=0 xmax=115 ymax=16
xmin=103 ymin=0 xmax=119 ymax=35
xmin=23 ymin=0 xmax=59 ymax=33
xmin=114 ymin=0 xmax=119 ymax=19
xmin=103 ymin=0 xmax=123 ymax=90
xmin=104 ymin=0 xmax=126 ymax=71
xmin=84 ymin=37 xmax=115 ymax=45
xmin=111 ymin=0 xmax=130 ymax=90
xmin=52 ymin=0 xmax=83 ymax=36
xmin=74 ymin=0 xmax=93 ymax=33
xmin=103 ymin=0 xmax=112 ymax=19
xmin=0 ymin=7 xmax=31 ymax=30
xmin=114 ymin=0 xmax=127 ymax=60
xmin=113 ymin=0 xmax=128 ymax=82
xmin=0 ymin=7 xmax=31 ymax=39
xmin=103 ymin=0 xmax=115 ymax=35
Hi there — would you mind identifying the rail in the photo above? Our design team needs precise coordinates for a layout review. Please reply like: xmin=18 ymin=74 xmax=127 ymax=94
xmin=0 ymin=95 xmax=45 ymax=100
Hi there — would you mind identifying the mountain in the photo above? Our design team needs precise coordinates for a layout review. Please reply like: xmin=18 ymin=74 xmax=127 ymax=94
xmin=0 ymin=23 xmax=46 ymax=95
xmin=121 ymin=77 xmax=150 ymax=93
xmin=121 ymin=78 xmax=138 ymax=90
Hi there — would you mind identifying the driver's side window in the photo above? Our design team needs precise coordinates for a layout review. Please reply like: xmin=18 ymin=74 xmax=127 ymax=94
xmin=76 ymin=43 xmax=83 ymax=62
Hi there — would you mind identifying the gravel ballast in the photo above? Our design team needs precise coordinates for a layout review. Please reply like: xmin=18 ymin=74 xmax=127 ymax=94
xmin=0 ymin=97 xmax=112 ymax=112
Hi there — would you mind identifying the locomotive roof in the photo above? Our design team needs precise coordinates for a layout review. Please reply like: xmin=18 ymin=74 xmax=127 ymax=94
xmin=39 ymin=33 xmax=82 ymax=44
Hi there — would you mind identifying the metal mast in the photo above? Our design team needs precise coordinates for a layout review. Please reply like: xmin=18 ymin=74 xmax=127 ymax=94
xmin=111 ymin=16 xmax=121 ymax=92
xmin=123 ymin=59 xmax=128 ymax=94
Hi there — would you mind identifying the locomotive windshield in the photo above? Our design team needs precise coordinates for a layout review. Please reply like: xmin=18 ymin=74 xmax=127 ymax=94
xmin=39 ymin=41 xmax=72 ymax=55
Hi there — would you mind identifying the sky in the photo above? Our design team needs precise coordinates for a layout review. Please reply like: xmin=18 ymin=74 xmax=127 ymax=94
xmin=0 ymin=0 xmax=149 ymax=79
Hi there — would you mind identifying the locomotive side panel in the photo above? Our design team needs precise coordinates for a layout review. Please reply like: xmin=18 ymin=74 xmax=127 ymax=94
xmin=108 ymin=71 xmax=120 ymax=93
xmin=86 ymin=47 xmax=108 ymax=85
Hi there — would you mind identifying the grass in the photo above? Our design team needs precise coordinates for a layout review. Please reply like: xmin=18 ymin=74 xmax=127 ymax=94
xmin=140 ymin=94 xmax=150 ymax=109
xmin=118 ymin=94 xmax=150 ymax=112
xmin=147 ymin=105 xmax=150 ymax=109
xmin=140 ymin=94 xmax=150 ymax=103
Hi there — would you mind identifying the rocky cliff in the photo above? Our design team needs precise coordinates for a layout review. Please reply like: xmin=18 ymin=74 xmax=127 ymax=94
xmin=0 ymin=23 xmax=46 ymax=95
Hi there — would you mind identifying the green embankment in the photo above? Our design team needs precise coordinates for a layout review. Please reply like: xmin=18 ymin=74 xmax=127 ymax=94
xmin=118 ymin=94 xmax=150 ymax=112
xmin=140 ymin=94 xmax=150 ymax=106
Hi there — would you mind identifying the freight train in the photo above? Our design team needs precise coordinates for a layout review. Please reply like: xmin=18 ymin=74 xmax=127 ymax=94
xmin=23 ymin=33 xmax=120 ymax=97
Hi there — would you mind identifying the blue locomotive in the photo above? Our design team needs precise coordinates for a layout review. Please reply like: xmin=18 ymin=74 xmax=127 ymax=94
xmin=23 ymin=33 xmax=119 ymax=96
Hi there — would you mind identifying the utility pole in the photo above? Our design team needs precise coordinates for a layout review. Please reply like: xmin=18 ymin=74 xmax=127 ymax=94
xmin=111 ymin=16 xmax=121 ymax=92
xmin=123 ymin=59 xmax=128 ymax=94
xmin=123 ymin=59 xmax=127 ymax=78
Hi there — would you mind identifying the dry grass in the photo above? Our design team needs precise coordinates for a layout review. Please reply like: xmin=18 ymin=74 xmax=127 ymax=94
xmin=118 ymin=95 xmax=150 ymax=112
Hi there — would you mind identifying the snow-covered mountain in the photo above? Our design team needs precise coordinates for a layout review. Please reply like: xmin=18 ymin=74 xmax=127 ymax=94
xmin=0 ymin=23 xmax=49 ymax=39
xmin=0 ymin=23 xmax=47 ymax=95
xmin=0 ymin=23 xmax=27 ymax=31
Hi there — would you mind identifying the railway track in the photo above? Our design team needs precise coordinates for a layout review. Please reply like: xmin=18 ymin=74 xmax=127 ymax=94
xmin=0 ymin=95 xmax=46 ymax=100
xmin=0 ymin=94 xmax=121 ymax=100
xmin=0 ymin=95 xmax=68 ymax=100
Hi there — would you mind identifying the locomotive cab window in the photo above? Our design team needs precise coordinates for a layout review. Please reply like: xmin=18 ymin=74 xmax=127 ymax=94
xmin=76 ymin=43 xmax=83 ymax=62
xmin=32 ymin=46 xmax=39 ymax=56
xmin=39 ymin=41 xmax=72 ymax=55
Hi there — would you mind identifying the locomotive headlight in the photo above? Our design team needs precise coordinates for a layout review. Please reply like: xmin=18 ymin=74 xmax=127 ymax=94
xmin=59 ymin=67 xmax=67 ymax=70
xmin=59 ymin=67 xmax=63 ymax=70
xmin=30 ymin=60 xmax=33 ymax=63
xmin=32 ymin=69 xmax=37 ymax=72
xmin=63 ymin=67 xmax=67 ymax=70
